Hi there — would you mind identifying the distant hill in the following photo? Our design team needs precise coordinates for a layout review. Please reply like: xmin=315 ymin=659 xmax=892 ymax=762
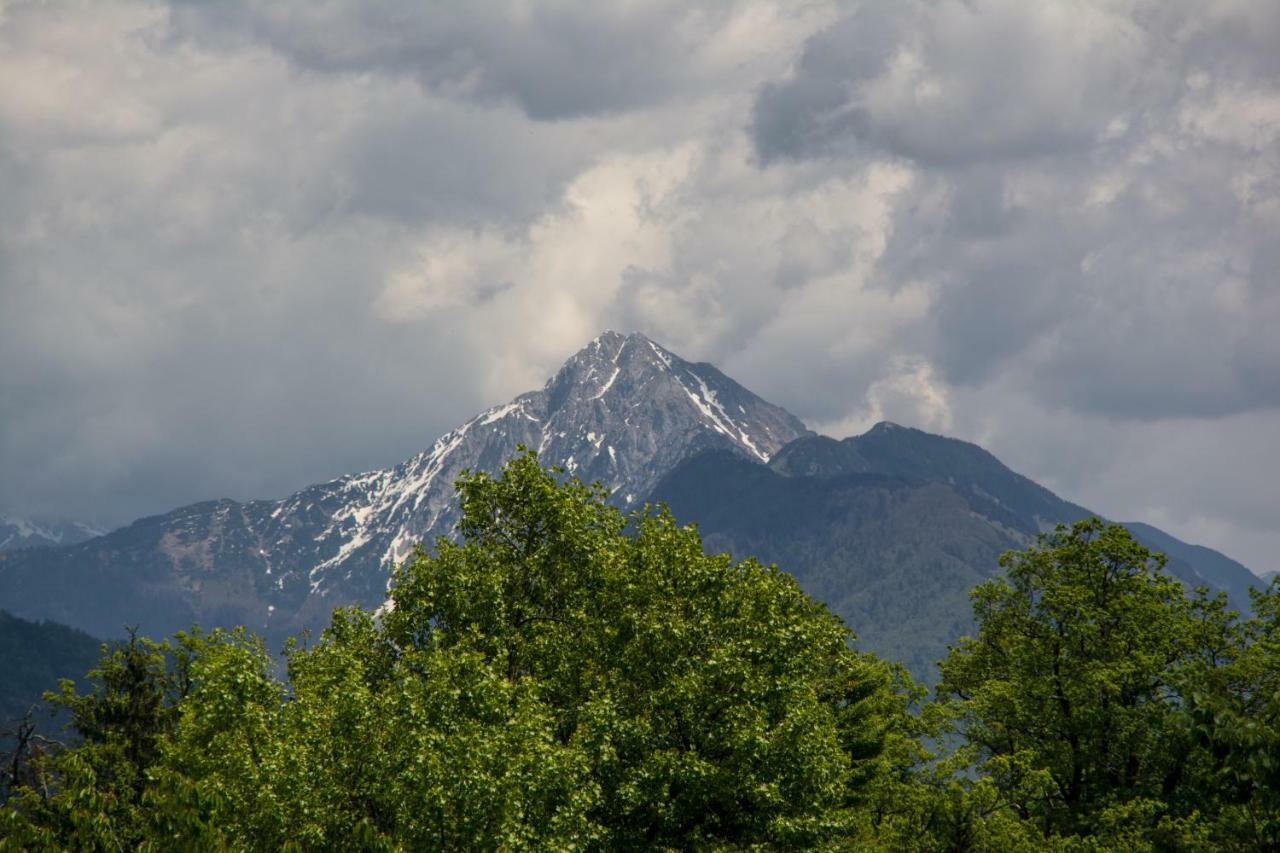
xmin=0 ymin=516 xmax=104 ymax=552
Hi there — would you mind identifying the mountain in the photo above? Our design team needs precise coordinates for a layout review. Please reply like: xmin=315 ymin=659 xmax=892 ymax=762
xmin=770 ymin=425 xmax=1264 ymax=605
xmin=651 ymin=425 xmax=1269 ymax=679
xmin=0 ymin=334 xmax=1263 ymax=682
xmin=1121 ymin=522 xmax=1264 ymax=610
xmin=0 ymin=517 xmax=105 ymax=552
xmin=0 ymin=332 xmax=807 ymax=644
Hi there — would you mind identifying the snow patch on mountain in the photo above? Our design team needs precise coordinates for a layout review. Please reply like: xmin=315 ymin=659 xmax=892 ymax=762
xmin=240 ymin=332 xmax=809 ymax=600
xmin=0 ymin=516 xmax=106 ymax=552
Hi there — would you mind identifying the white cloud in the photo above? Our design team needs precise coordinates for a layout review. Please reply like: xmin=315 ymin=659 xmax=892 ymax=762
xmin=0 ymin=0 xmax=1277 ymax=574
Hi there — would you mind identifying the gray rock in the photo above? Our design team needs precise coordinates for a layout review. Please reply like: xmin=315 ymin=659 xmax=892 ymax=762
xmin=0 ymin=332 xmax=809 ymax=643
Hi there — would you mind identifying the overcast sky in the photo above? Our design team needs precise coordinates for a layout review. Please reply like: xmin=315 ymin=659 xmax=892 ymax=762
xmin=2 ymin=0 xmax=1278 ymax=573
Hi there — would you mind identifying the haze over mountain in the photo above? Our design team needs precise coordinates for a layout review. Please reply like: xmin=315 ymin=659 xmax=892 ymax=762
xmin=0 ymin=333 xmax=807 ymax=644
xmin=0 ymin=334 xmax=1264 ymax=680
xmin=0 ymin=517 xmax=105 ymax=553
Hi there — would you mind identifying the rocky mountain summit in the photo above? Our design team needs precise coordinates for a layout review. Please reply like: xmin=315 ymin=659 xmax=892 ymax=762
xmin=0 ymin=333 xmax=808 ymax=642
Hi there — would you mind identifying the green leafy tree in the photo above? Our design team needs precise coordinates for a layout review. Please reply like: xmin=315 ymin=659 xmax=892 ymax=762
xmin=4 ymin=451 xmax=907 ymax=850
xmin=1179 ymin=580 xmax=1280 ymax=849
xmin=2 ymin=630 xmax=192 ymax=849
xmin=936 ymin=518 xmax=1279 ymax=850
xmin=376 ymin=452 xmax=900 ymax=847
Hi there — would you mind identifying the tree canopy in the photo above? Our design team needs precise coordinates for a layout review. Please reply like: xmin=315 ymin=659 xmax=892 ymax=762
xmin=932 ymin=519 xmax=1279 ymax=850
xmin=2 ymin=452 xmax=906 ymax=850
xmin=2 ymin=461 xmax=1276 ymax=851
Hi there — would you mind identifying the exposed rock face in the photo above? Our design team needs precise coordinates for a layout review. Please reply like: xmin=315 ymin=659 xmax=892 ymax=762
xmin=0 ymin=332 xmax=809 ymax=642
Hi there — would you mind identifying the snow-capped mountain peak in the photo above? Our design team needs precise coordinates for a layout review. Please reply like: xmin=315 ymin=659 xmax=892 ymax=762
xmin=201 ymin=332 xmax=810 ymax=609
xmin=0 ymin=333 xmax=808 ymax=640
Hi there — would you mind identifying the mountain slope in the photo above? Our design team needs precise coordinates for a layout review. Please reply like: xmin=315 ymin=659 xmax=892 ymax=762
xmin=771 ymin=425 xmax=1262 ymax=604
xmin=770 ymin=423 xmax=1093 ymax=531
xmin=1122 ymin=522 xmax=1264 ymax=609
xmin=650 ymin=449 xmax=1017 ymax=677
xmin=0 ymin=333 xmax=808 ymax=643
xmin=651 ymin=424 xmax=1268 ymax=679
xmin=1 ymin=610 xmax=101 ymax=730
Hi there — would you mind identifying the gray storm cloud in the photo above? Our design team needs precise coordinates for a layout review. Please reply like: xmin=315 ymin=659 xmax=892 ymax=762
xmin=754 ymin=0 xmax=1280 ymax=416
xmin=0 ymin=0 xmax=1277 ymax=573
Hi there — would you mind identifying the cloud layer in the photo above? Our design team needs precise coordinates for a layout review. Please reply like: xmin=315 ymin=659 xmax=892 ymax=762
xmin=2 ymin=0 xmax=1277 ymax=572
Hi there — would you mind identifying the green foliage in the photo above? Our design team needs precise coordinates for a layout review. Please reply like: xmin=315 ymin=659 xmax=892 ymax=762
xmin=4 ymin=476 xmax=1276 ymax=851
xmin=936 ymin=518 xmax=1279 ymax=850
xmin=3 ymin=451 xmax=904 ymax=850
xmin=377 ymin=456 xmax=898 ymax=847
xmin=1178 ymin=580 xmax=1280 ymax=849
xmin=2 ymin=630 xmax=191 ymax=849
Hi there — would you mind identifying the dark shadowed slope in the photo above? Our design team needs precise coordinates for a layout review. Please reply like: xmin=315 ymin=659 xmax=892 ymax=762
xmin=650 ymin=449 xmax=1017 ymax=677
xmin=652 ymin=424 xmax=1266 ymax=680
xmin=0 ymin=610 xmax=101 ymax=730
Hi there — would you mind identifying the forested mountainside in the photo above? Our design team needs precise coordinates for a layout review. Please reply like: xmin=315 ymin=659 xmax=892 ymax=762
xmin=653 ymin=425 xmax=1263 ymax=678
xmin=0 ymin=610 xmax=100 ymax=734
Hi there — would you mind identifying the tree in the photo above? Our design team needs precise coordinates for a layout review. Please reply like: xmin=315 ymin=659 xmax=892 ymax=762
xmin=303 ymin=450 xmax=903 ymax=848
xmin=4 ymin=451 xmax=907 ymax=850
xmin=2 ymin=630 xmax=192 ymax=849
xmin=937 ymin=518 xmax=1279 ymax=850
xmin=1179 ymin=580 xmax=1280 ymax=849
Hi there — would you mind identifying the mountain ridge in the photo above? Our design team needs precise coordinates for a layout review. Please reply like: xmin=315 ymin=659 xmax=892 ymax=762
xmin=0 ymin=332 xmax=809 ymax=642
xmin=0 ymin=516 xmax=106 ymax=552
xmin=770 ymin=426 xmax=1264 ymax=597
xmin=0 ymin=333 xmax=1264 ymax=679
xmin=651 ymin=426 xmax=1267 ymax=677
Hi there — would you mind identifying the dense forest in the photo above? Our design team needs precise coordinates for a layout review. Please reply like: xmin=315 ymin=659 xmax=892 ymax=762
xmin=0 ymin=611 xmax=100 ymax=737
xmin=2 ymin=453 xmax=1277 ymax=850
